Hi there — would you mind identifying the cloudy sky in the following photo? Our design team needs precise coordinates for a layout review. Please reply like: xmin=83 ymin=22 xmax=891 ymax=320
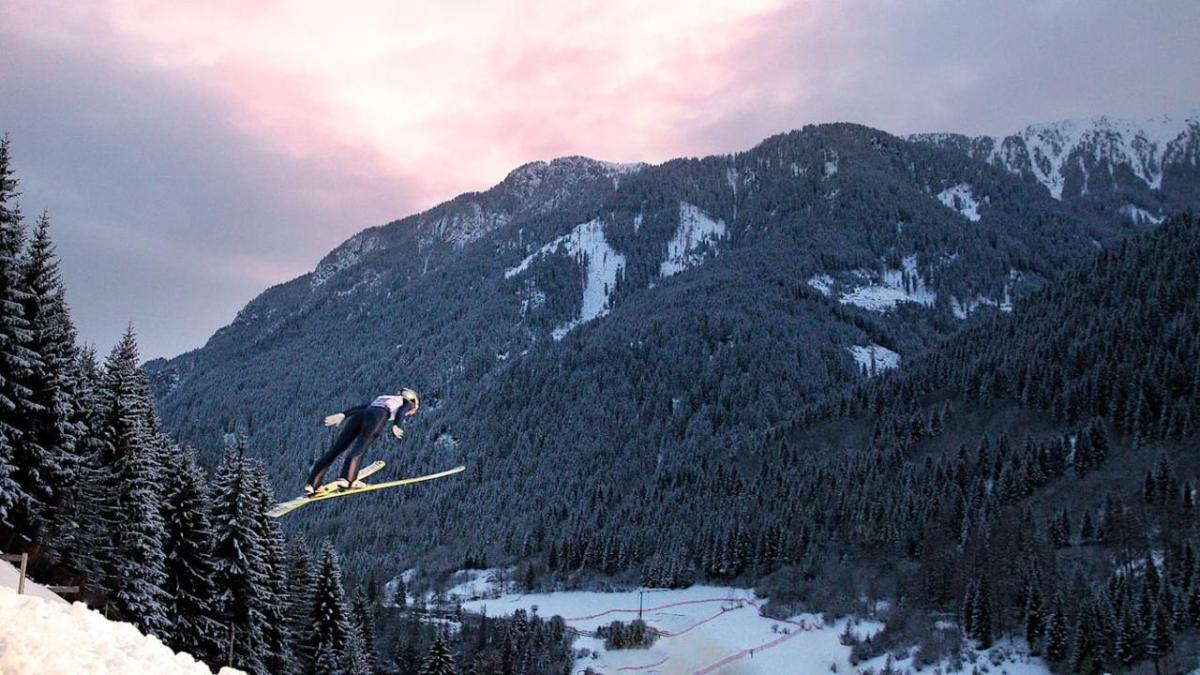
xmin=2 ymin=0 xmax=1198 ymax=359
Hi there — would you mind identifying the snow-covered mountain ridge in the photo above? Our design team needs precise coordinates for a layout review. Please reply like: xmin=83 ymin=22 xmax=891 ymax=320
xmin=910 ymin=110 xmax=1200 ymax=200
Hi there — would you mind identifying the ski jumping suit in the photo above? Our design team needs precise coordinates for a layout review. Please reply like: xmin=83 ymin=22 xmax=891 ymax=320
xmin=307 ymin=395 xmax=413 ymax=488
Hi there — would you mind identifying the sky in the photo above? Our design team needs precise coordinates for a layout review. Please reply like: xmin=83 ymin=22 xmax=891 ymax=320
xmin=1 ymin=0 xmax=1198 ymax=359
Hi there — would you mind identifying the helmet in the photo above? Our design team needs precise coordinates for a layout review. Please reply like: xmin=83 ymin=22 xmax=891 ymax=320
xmin=399 ymin=388 xmax=420 ymax=411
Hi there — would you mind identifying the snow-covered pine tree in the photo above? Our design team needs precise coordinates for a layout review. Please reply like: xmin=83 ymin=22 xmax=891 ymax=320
xmin=210 ymin=443 xmax=270 ymax=674
xmin=418 ymin=632 xmax=455 ymax=675
xmin=0 ymin=135 xmax=36 ymax=526
xmin=161 ymin=448 xmax=223 ymax=664
xmin=246 ymin=459 xmax=297 ymax=675
xmin=98 ymin=328 xmax=171 ymax=638
xmin=54 ymin=345 xmax=116 ymax=581
xmin=307 ymin=540 xmax=366 ymax=674
xmin=352 ymin=591 xmax=379 ymax=673
xmin=1045 ymin=599 xmax=1069 ymax=662
xmin=285 ymin=540 xmax=318 ymax=672
xmin=15 ymin=212 xmax=82 ymax=543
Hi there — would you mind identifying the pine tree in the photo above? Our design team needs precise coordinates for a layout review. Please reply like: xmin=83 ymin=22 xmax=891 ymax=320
xmin=10 ymin=211 xmax=80 ymax=541
xmin=353 ymin=592 xmax=379 ymax=673
xmin=286 ymin=541 xmax=318 ymax=672
xmin=161 ymin=449 xmax=223 ymax=665
xmin=55 ymin=345 xmax=114 ymax=580
xmin=99 ymin=329 xmax=171 ymax=638
xmin=1045 ymin=600 xmax=1069 ymax=662
xmin=307 ymin=541 xmax=363 ymax=674
xmin=419 ymin=632 xmax=455 ymax=675
xmin=211 ymin=444 xmax=269 ymax=674
xmin=970 ymin=575 xmax=993 ymax=648
xmin=247 ymin=460 xmax=297 ymax=675
xmin=0 ymin=135 xmax=35 ymax=526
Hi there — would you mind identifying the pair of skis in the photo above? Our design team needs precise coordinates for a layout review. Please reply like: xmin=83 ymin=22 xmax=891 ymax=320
xmin=267 ymin=461 xmax=465 ymax=518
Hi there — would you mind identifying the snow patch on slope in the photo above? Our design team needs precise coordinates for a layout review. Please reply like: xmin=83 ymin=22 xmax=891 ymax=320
xmin=1121 ymin=203 xmax=1164 ymax=225
xmin=847 ymin=344 xmax=901 ymax=376
xmin=660 ymin=202 xmax=727 ymax=277
xmin=936 ymin=183 xmax=982 ymax=221
xmin=834 ymin=256 xmax=936 ymax=312
xmin=507 ymin=218 xmax=625 ymax=339
xmin=0 ymin=586 xmax=242 ymax=674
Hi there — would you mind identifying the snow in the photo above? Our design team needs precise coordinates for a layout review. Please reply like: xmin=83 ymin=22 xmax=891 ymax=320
xmin=806 ymin=274 xmax=834 ymax=297
xmin=507 ymin=218 xmax=626 ymax=339
xmin=2 ymin=555 xmax=68 ymax=605
xmin=1120 ymin=203 xmax=1164 ymax=225
xmin=923 ymin=111 xmax=1200 ymax=200
xmin=936 ymin=183 xmax=982 ymax=221
xmin=462 ymin=585 xmax=894 ymax=675
xmin=847 ymin=344 xmax=901 ymax=377
xmin=444 ymin=568 xmax=511 ymax=602
xmin=659 ymin=203 xmax=727 ymax=278
xmin=824 ymin=150 xmax=839 ymax=178
xmin=0 ymin=586 xmax=243 ymax=675
xmin=833 ymin=256 xmax=937 ymax=312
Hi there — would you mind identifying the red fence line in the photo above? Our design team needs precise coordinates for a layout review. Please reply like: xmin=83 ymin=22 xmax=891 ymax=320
xmin=564 ymin=596 xmax=745 ymax=622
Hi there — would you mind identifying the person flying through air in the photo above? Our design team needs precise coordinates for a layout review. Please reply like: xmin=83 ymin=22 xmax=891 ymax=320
xmin=305 ymin=388 xmax=420 ymax=495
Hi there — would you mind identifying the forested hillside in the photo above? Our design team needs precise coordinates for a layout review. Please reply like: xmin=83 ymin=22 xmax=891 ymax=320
xmin=145 ymin=122 xmax=1172 ymax=575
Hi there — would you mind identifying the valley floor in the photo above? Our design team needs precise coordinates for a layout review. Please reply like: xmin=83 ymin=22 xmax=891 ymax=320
xmin=460 ymin=584 xmax=1049 ymax=675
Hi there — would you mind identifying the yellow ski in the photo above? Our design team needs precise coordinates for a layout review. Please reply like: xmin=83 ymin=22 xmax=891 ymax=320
xmin=268 ymin=464 xmax=465 ymax=518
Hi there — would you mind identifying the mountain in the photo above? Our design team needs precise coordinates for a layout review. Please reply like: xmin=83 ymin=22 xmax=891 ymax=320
xmin=910 ymin=110 xmax=1200 ymax=221
xmin=146 ymin=115 xmax=1196 ymax=585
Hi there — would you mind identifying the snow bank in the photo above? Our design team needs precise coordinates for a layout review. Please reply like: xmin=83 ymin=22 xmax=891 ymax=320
xmin=0 ymin=586 xmax=242 ymax=675
xmin=660 ymin=202 xmax=727 ymax=278
xmin=936 ymin=183 xmax=982 ymax=221
xmin=847 ymin=344 xmax=901 ymax=376
xmin=506 ymin=218 xmax=625 ymax=340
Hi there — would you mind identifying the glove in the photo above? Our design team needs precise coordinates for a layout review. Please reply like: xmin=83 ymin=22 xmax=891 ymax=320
xmin=391 ymin=426 xmax=405 ymax=440
xmin=323 ymin=413 xmax=346 ymax=427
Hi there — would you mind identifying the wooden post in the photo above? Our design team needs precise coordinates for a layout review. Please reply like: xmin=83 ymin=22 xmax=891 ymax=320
xmin=17 ymin=552 xmax=27 ymax=595
xmin=228 ymin=623 xmax=235 ymax=668
xmin=1 ymin=553 xmax=29 ymax=595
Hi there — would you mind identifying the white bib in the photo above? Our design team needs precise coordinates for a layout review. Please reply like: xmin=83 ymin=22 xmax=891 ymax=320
xmin=369 ymin=395 xmax=407 ymax=420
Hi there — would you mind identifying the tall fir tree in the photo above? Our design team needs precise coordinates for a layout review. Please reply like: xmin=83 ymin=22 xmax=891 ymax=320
xmin=211 ymin=443 xmax=270 ymax=674
xmin=161 ymin=448 xmax=223 ymax=665
xmin=98 ymin=328 xmax=171 ymax=637
xmin=13 ymin=212 xmax=82 ymax=543
xmin=247 ymin=459 xmax=298 ymax=675
xmin=0 ymin=135 xmax=36 ymax=526
xmin=307 ymin=541 xmax=366 ymax=674
xmin=353 ymin=591 xmax=379 ymax=674
xmin=285 ymin=540 xmax=318 ymax=673
xmin=55 ymin=345 xmax=115 ymax=580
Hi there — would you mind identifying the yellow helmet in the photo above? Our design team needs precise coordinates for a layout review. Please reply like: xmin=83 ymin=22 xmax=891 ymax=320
xmin=400 ymin=388 xmax=420 ymax=411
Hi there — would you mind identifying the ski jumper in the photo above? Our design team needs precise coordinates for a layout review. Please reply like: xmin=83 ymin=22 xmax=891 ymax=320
xmin=307 ymin=395 xmax=412 ymax=487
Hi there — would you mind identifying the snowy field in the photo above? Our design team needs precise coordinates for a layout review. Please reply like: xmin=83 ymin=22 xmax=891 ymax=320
xmin=464 ymin=585 xmax=873 ymax=674
xmin=460 ymin=581 xmax=1056 ymax=675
